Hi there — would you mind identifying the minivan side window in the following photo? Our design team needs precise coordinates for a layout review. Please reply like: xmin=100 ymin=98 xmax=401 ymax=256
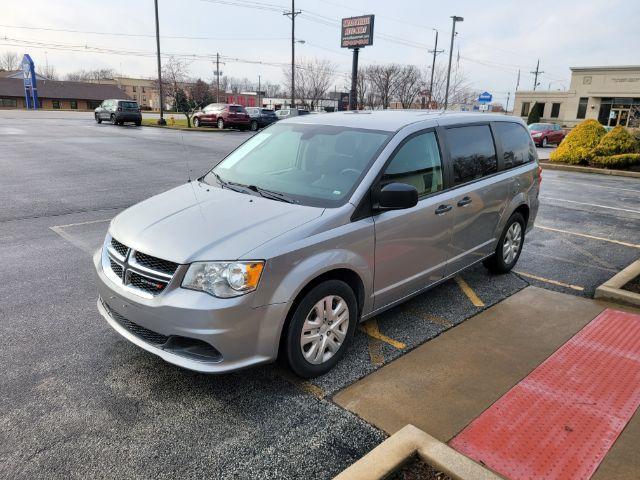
xmin=381 ymin=131 xmax=443 ymax=197
xmin=446 ymin=125 xmax=497 ymax=186
xmin=493 ymin=122 xmax=535 ymax=170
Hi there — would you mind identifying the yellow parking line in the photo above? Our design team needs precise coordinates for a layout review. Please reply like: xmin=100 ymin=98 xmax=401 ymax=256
xmin=360 ymin=319 xmax=406 ymax=350
xmin=422 ymin=314 xmax=454 ymax=328
xmin=366 ymin=337 xmax=385 ymax=366
xmin=536 ymin=225 xmax=640 ymax=249
xmin=455 ymin=276 xmax=485 ymax=307
xmin=275 ymin=368 xmax=325 ymax=399
xmin=514 ymin=271 xmax=584 ymax=291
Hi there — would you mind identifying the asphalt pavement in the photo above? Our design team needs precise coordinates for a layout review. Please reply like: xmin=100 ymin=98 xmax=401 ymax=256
xmin=1 ymin=110 xmax=638 ymax=479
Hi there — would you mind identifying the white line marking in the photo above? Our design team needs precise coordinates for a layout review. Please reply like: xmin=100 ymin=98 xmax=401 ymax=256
xmin=535 ymin=225 xmax=640 ymax=249
xmin=541 ymin=196 xmax=640 ymax=214
xmin=514 ymin=271 xmax=584 ymax=291
xmin=50 ymin=218 xmax=111 ymax=229
xmin=49 ymin=218 xmax=110 ymax=255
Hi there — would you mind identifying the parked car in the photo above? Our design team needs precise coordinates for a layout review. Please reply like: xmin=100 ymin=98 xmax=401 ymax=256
xmin=275 ymin=108 xmax=311 ymax=120
xmin=192 ymin=103 xmax=251 ymax=130
xmin=245 ymin=107 xmax=278 ymax=131
xmin=95 ymin=112 xmax=539 ymax=378
xmin=94 ymin=99 xmax=142 ymax=126
xmin=528 ymin=122 xmax=565 ymax=147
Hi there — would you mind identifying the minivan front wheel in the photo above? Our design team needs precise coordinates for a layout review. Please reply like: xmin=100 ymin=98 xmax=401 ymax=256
xmin=285 ymin=280 xmax=357 ymax=378
xmin=483 ymin=212 xmax=525 ymax=274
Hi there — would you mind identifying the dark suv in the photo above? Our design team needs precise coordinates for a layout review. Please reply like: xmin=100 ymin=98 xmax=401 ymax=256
xmin=95 ymin=99 xmax=142 ymax=126
xmin=192 ymin=103 xmax=251 ymax=130
xmin=245 ymin=107 xmax=278 ymax=131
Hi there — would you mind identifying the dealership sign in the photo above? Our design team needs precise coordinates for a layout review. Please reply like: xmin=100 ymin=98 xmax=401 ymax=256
xmin=21 ymin=54 xmax=39 ymax=110
xmin=478 ymin=91 xmax=493 ymax=103
xmin=341 ymin=15 xmax=375 ymax=48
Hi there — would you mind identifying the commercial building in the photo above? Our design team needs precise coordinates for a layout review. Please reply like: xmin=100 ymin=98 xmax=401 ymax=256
xmin=513 ymin=65 xmax=640 ymax=128
xmin=0 ymin=70 xmax=130 ymax=110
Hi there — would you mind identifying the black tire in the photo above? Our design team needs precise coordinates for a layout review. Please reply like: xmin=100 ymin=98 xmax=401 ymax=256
xmin=135 ymin=120 xmax=141 ymax=126
xmin=250 ymin=120 xmax=258 ymax=131
xmin=285 ymin=280 xmax=358 ymax=378
xmin=110 ymin=114 xmax=117 ymax=125
xmin=483 ymin=212 xmax=525 ymax=274
xmin=193 ymin=117 xmax=201 ymax=127
xmin=95 ymin=114 xmax=102 ymax=124
xmin=217 ymin=118 xmax=225 ymax=129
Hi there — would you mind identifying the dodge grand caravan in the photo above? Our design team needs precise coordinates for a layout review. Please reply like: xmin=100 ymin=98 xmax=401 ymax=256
xmin=94 ymin=111 xmax=540 ymax=378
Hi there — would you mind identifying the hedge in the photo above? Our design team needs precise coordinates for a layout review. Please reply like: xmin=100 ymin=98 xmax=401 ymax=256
xmin=593 ymin=125 xmax=639 ymax=156
xmin=591 ymin=153 xmax=640 ymax=169
xmin=549 ymin=119 xmax=606 ymax=165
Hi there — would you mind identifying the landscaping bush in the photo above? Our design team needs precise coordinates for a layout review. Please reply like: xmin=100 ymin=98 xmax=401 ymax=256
xmin=549 ymin=119 xmax=606 ymax=165
xmin=526 ymin=102 xmax=540 ymax=125
xmin=592 ymin=125 xmax=639 ymax=156
xmin=591 ymin=153 xmax=640 ymax=169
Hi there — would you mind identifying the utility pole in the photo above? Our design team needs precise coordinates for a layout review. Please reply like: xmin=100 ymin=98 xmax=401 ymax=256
xmin=258 ymin=74 xmax=261 ymax=107
xmin=284 ymin=0 xmax=301 ymax=108
xmin=444 ymin=15 xmax=463 ymax=110
xmin=215 ymin=53 xmax=220 ymax=103
xmin=531 ymin=59 xmax=544 ymax=91
xmin=505 ymin=92 xmax=510 ymax=114
xmin=153 ymin=0 xmax=166 ymax=125
xmin=428 ymin=29 xmax=444 ymax=109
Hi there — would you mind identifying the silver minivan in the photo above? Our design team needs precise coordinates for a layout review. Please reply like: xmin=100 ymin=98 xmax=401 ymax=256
xmin=94 ymin=111 xmax=540 ymax=378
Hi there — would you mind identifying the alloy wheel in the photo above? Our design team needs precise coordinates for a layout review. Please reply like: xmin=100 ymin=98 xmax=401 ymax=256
xmin=300 ymin=295 xmax=349 ymax=365
xmin=502 ymin=222 xmax=522 ymax=264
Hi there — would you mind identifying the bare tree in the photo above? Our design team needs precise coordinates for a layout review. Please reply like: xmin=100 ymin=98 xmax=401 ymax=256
xmin=0 ymin=51 xmax=20 ymax=71
xmin=368 ymin=64 xmax=402 ymax=109
xmin=37 ymin=64 xmax=58 ymax=80
xmin=427 ymin=63 xmax=476 ymax=109
xmin=396 ymin=65 xmax=424 ymax=109
xmin=284 ymin=58 xmax=336 ymax=110
xmin=65 ymin=68 xmax=116 ymax=82
xmin=263 ymin=82 xmax=281 ymax=98
xmin=159 ymin=56 xmax=190 ymax=111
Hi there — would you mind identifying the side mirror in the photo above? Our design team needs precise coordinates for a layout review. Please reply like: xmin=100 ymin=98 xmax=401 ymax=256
xmin=377 ymin=182 xmax=418 ymax=210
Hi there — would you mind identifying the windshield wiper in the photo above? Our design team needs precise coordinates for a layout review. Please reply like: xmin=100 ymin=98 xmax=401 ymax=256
xmin=250 ymin=185 xmax=298 ymax=204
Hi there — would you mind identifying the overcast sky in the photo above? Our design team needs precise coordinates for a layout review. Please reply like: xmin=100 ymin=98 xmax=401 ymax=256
xmin=2 ymin=0 xmax=639 ymax=107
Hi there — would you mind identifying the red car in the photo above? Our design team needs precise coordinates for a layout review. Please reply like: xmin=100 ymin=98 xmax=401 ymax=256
xmin=192 ymin=103 xmax=251 ymax=130
xmin=528 ymin=122 xmax=565 ymax=147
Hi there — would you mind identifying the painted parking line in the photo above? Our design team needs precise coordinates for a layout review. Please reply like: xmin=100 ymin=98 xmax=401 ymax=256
xmin=366 ymin=337 xmax=385 ymax=367
xmin=49 ymin=218 xmax=111 ymax=255
xmin=544 ymin=178 xmax=640 ymax=195
xmin=541 ymin=196 xmax=640 ymax=215
xmin=514 ymin=271 xmax=584 ymax=292
xmin=455 ymin=276 xmax=485 ymax=307
xmin=360 ymin=319 xmax=407 ymax=350
xmin=535 ymin=225 xmax=640 ymax=249
xmin=275 ymin=368 xmax=326 ymax=399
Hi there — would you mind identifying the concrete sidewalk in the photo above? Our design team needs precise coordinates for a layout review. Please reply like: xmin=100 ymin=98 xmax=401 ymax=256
xmin=334 ymin=286 xmax=640 ymax=479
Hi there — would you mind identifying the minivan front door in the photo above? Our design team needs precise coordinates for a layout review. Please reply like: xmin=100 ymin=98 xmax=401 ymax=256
xmin=442 ymin=124 xmax=507 ymax=275
xmin=372 ymin=130 xmax=455 ymax=310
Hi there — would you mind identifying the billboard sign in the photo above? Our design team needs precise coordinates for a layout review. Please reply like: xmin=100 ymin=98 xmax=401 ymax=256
xmin=22 ymin=54 xmax=39 ymax=110
xmin=341 ymin=15 xmax=375 ymax=48
xmin=478 ymin=91 xmax=492 ymax=103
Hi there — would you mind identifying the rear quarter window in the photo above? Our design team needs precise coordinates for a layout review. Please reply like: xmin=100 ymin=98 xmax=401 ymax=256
xmin=119 ymin=101 xmax=139 ymax=109
xmin=493 ymin=122 xmax=536 ymax=169
xmin=446 ymin=125 xmax=498 ymax=185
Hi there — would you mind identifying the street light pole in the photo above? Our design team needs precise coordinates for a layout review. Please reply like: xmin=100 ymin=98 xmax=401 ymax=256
xmin=444 ymin=15 xmax=463 ymax=110
xmin=153 ymin=0 xmax=166 ymax=125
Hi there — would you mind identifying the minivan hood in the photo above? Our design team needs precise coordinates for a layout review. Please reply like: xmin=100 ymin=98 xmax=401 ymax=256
xmin=109 ymin=182 xmax=324 ymax=263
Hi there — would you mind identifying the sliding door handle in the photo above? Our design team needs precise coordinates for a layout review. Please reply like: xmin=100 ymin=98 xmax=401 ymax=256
xmin=457 ymin=196 xmax=472 ymax=207
xmin=435 ymin=204 xmax=452 ymax=215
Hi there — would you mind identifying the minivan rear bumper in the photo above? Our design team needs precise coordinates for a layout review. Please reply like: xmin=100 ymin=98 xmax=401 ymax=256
xmin=93 ymin=250 xmax=288 ymax=373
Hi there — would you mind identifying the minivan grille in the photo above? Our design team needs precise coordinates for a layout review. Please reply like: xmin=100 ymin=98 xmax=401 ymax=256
xmin=106 ymin=236 xmax=179 ymax=297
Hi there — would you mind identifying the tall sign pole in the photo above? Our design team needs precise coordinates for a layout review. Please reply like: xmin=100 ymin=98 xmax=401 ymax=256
xmin=154 ymin=0 xmax=166 ymax=125
xmin=341 ymin=14 xmax=375 ymax=111
xmin=284 ymin=1 xmax=301 ymax=108
xmin=444 ymin=15 xmax=463 ymax=110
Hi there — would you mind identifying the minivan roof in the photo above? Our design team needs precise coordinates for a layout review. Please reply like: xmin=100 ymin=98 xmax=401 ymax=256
xmin=280 ymin=110 xmax=525 ymax=132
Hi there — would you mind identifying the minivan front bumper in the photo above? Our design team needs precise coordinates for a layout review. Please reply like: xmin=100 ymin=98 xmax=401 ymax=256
xmin=93 ymin=250 xmax=288 ymax=373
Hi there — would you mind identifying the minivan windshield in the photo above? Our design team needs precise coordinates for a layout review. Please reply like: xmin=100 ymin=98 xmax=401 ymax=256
xmin=203 ymin=123 xmax=392 ymax=207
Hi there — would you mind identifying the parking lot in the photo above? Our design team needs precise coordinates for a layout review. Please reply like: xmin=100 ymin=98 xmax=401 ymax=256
xmin=1 ymin=110 xmax=639 ymax=479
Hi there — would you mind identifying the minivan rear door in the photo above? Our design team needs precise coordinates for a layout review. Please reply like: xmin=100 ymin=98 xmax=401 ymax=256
xmin=372 ymin=129 xmax=455 ymax=310
xmin=441 ymin=124 xmax=508 ymax=275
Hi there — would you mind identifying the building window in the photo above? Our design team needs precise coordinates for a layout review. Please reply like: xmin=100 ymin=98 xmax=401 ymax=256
xmin=70 ymin=100 xmax=78 ymax=109
xmin=133 ymin=86 xmax=137 ymax=92
xmin=142 ymin=96 xmax=146 ymax=102
xmin=551 ymin=103 xmax=560 ymax=118
xmin=576 ymin=97 xmax=588 ymax=119
xmin=52 ymin=100 xmax=61 ymax=109
xmin=0 ymin=98 xmax=18 ymax=107
xmin=142 ymin=86 xmax=146 ymax=93
xmin=520 ymin=102 xmax=530 ymax=117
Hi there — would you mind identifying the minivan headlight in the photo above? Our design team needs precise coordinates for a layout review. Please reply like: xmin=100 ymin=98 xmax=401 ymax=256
xmin=182 ymin=261 xmax=264 ymax=298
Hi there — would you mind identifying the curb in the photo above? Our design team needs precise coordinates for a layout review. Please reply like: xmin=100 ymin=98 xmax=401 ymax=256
xmin=595 ymin=259 xmax=640 ymax=307
xmin=540 ymin=162 xmax=640 ymax=178
xmin=141 ymin=123 xmax=228 ymax=132
xmin=333 ymin=424 xmax=501 ymax=480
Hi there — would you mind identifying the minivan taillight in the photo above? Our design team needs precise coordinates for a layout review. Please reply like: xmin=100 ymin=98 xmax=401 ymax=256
xmin=537 ymin=165 xmax=542 ymax=185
